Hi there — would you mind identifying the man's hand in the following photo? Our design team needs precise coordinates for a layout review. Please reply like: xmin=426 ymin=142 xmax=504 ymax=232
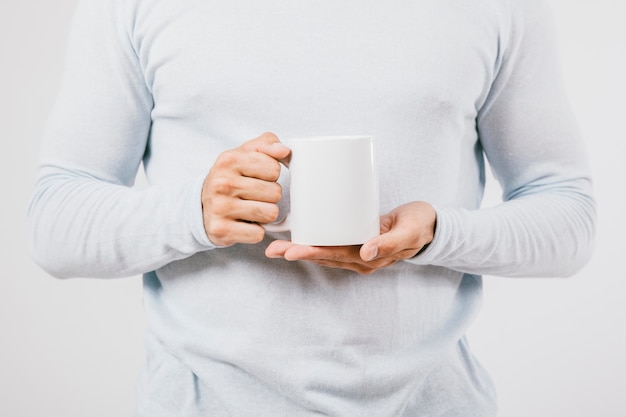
xmin=265 ymin=201 xmax=436 ymax=274
xmin=202 ymin=132 xmax=291 ymax=246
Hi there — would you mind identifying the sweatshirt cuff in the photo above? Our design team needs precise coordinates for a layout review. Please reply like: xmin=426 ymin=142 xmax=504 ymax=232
xmin=407 ymin=205 xmax=451 ymax=266
xmin=186 ymin=174 xmax=220 ymax=249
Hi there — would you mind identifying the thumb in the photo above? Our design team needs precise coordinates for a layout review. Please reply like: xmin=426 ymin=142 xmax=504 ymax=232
xmin=360 ymin=239 xmax=380 ymax=262
xmin=359 ymin=213 xmax=397 ymax=261
xmin=360 ymin=202 xmax=437 ymax=262
xmin=359 ymin=218 xmax=420 ymax=262
xmin=361 ymin=231 xmax=408 ymax=261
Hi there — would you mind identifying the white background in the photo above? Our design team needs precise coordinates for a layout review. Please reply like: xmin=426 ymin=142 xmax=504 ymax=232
xmin=1 ymin=0 xmax=624 ymax=416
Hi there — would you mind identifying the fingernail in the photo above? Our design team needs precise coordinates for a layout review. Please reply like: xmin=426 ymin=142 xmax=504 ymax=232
xmin=364 ymin=245 xmax=378 ymax=261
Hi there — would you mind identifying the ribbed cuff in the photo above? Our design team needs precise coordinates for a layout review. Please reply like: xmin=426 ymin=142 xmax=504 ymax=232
xmin=406 ymin=205 xmax=450 ymax=266
xmin=186 ymin=174 xmax=220 ymax=249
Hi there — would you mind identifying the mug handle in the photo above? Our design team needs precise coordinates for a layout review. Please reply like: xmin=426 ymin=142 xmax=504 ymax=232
xmin=262 ymin=213 xmax=291 ymax=233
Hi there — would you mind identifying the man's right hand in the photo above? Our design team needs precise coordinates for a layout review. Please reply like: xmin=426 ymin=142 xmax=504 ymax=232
xmin=201 ymin=132 xmax=291 ymax=247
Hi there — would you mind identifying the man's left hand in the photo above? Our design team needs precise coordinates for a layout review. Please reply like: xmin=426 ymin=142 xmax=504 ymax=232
xmin=265 ymin=201 xmax=437 ymax=274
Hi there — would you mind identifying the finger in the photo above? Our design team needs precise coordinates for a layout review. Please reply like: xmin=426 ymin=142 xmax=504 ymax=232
xmin=206 ymin=219 xmax=265 ymax=246
xmin=240 ymin=132 xmax=281 ymax=150
xmin=214 ymin=148 xmax=282 ymax=182
xmin=266 ymin=241 xmax=397 ymax=274
xmin=238 ymin=151 xmax=284 ymax=182
xmin=234 ymin=177 xmax=282 ymax=203
xmin=257 ymin=142 xmax=291 ymax=166
xmin=227 ymin=200 xmax=280 ymax=224
xmin=282 ymin=245 xmax=320 ymax=261
xmin=241 ymin=132 xmax=292 ymax=164
xmin=282 ymin=245 xmax=361 ymax=262
xmin=266 ymin=242 xmax=356 ymax=261
xmin=307 ymin=259 xmax=375 ymax=274
xmin=265 ymin=240 xmax=296 ymax=258
xmin=308 ymin=258 xmax=397 ymax=275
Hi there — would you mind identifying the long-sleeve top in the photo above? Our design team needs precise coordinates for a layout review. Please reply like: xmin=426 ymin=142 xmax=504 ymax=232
xmin=28 ymin=0 xmax=596 ymax=415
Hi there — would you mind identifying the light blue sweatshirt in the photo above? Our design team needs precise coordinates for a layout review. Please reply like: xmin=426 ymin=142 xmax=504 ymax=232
xmin=29 ymin=0 xmax=595 ymax=415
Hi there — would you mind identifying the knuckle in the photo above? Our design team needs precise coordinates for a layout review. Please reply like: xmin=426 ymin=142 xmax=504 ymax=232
xmin=206 ymin=221 xmax=229 ymax=242
xmin=259 ymin=132 xmax=279 ymax=143
xmin=215 ymin=150 xmax=239 ymax=167
xmin=242 ymin=132 xmax=279 ymax=151
xmin=207 ymin=196 xmax=232 ymax=217
xmin=210 ymin=176 xmax=235 ymax=196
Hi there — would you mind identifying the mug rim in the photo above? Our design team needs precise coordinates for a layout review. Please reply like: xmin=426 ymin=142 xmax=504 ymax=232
xmin=288 ymin=135 xmax=373 ymax=142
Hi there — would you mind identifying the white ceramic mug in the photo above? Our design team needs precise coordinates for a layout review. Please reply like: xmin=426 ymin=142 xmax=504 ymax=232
xmin=264 ymin=135 xmax=379 ymax=246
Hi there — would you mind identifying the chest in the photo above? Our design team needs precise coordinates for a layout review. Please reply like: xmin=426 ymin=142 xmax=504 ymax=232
xmin=133 ymin=0 xmax=502 ymax=136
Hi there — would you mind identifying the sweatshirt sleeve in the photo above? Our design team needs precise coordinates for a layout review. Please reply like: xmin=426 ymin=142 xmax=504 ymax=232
xmin=28 ymin=0 xmax=216 ymax=279
xmin=411 ymin=0 xmax=596 ymax=277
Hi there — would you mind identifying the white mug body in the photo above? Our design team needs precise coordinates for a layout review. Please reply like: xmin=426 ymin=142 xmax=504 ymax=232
xmin=287 ymin=135 xmax=379 ymax=246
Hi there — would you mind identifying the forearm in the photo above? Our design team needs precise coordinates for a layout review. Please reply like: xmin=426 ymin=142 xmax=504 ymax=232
xmin=411 ymin=179 xmax=595 ymax=277
xmin=28 ymin=167 xmax=214 ymax=278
